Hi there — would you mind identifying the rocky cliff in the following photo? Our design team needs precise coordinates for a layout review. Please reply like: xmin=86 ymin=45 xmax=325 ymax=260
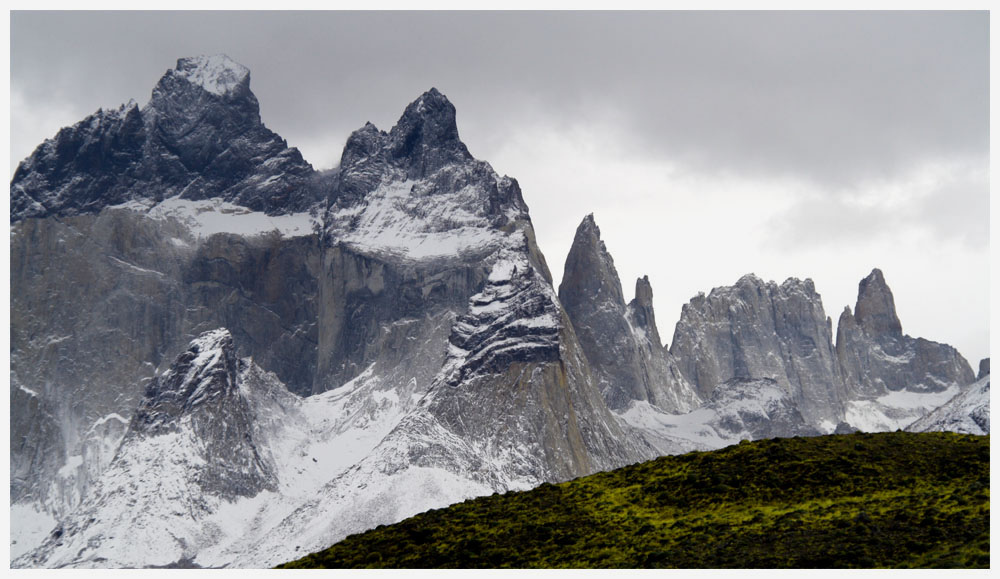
xmin=668 ymin=274 xmax=848 ymax=427
xmin=836 ymin=269 xmax=974 ymax=398
xmin=906 ymin=375 xmax=990 ymax=435
xmin=558 ymin=215 xmax=700 ymax=413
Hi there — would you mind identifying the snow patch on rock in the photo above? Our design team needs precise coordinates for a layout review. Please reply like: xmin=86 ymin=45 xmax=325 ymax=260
xmin=174 ymin=55 xmax=250 ymax=97
xmin=113 ymin=196 xmax=318 ymax=239
xmin=844 ymin=384 xmax=962 ymax=432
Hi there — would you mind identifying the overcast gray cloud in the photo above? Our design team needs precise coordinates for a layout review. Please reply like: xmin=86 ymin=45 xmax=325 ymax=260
xmin=9 ymin=10 xmax=990 ymax=363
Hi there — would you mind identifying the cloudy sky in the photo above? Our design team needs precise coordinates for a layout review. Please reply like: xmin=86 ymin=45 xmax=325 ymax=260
xmin=10 ymin=11 xmax=990 ymax=364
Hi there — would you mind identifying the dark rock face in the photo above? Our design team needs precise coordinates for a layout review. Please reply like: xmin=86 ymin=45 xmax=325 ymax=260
xmin=386 ymin=88 xmax=473 ymax=179
xmin=9 ymin=209 xmax=322 ymax=518
xmin=558 ymin=215 xmax=700 ymax=413
xmin=182 ymin=232 xmax=322 ymax=396
xmin=314 ymin=244 xmax=489 ymax=393
xmin=9 ymin=386 xmax=62 ymax=506
xmin=669 ymin=274 xmax=847 ymax=426
xmin=10 ymin=55 xmax=317 ymax=222
xmin=628 ymin=276 xmax=661 ymax=348
xmin=836 ymin=268 xmax=974 ymax=397
xmin=978 ymin=358 xmax=990 ymax=380
xmin=833 ymin=421 xmax=859 ymax=435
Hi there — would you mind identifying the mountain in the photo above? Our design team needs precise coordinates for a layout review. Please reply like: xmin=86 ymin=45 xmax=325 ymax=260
xmin=558 ymin=214 xmax=700 ymax=413
xmin=668 ymin=273 xmax=848 ymax=428
xmin=11 ymin=56 xmax=651 ymax=568
xmin=11 ymin=55 xmax=316 ymax=221
xmin=279 ymin=432 xmax=990 ymax=569
xmin=18 ymin=329 xmax=295 ymax=567
xmin=10 ymin=55 xmax=985 ymax=568
xmin=619 ymin=377 xmax=821 ymax=455
xmin=837 ymin=269 xmax=976 ymax=431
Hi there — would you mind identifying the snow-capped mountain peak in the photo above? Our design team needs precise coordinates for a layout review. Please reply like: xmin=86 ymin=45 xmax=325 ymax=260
xmin=171 ymin=54 xmax=251 ymax=97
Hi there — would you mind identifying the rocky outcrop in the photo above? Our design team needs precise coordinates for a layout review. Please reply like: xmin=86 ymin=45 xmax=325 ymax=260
xmin=558 ymin=215 xmax=700 ymax=413
xmin=10 ymin=55 xmax=317 ymax=222
xmin=836 ymin=269 xmax=974 ymax=397
xmin=978 ymin=358 xmax=990 ymax=380
xmin=706 ymin=378 xmax=821 ymax=441
xmin=669 ymin=274 xmax=848 ymax=426
xmin=9 ymin=207 xmax=322 ymax=520
xmin=129 ymin=329 xmax=278 ymax=497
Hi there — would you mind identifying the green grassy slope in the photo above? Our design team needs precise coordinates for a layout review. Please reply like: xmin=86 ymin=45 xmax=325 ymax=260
xmin=279 ymin=432 xmax=989 ymax=569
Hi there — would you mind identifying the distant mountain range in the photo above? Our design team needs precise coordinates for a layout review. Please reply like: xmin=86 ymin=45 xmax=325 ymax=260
xmin=10 ymin=55 xmax=988 ymax=568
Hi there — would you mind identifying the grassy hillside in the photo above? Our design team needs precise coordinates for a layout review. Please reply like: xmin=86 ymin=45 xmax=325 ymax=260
xmin=279 ymin=432 xmax=989 ymax=569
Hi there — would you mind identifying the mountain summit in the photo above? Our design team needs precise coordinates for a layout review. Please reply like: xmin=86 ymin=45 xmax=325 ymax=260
xmin=169 ymin=54 xmax=252 ymax=97
xmin=10 ymin=54 xmax=315 ymax=221
xmin=854 ymin=268 xmax=903 ymax=337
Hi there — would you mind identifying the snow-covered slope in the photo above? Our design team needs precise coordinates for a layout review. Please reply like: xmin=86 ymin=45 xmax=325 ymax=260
xmin=619 ymin=378 xmax=819 ymax=455
xmin=907 ymin=375 xmax=990 ymax=435
xmin=843 ymin=384 xmax=965 ymax=432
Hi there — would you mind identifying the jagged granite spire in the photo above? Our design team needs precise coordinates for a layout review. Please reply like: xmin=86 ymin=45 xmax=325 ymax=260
xmin=10 ymin=55 xmax=316 ymax=222
xmin=627 ymin=275 xmax=662 ymax=349
xmin=559 ymin=214 xmax=700 ymax=412
xmin=854 ymin=268 xmax=903 ymax=337
xmin=387 ymin=87 xmax=472 ymax=177
xmin=559 ymin=214 xmax=626 ymax=312
xmin=836 ymin=269 xmax=974 ymax=397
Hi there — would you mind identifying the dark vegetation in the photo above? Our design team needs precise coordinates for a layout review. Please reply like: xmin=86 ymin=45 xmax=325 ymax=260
xmin=279 ymin=432 xmax=989 ymax=569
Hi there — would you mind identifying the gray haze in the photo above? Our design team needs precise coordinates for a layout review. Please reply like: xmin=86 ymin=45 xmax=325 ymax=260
xmin=9 ymin=11 xmax=990 ymax=364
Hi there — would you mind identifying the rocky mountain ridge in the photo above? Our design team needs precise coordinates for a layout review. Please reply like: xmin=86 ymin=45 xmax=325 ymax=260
xmin=11 ymin=55 xmax=317 ymax=222
xmin=10 ymin=55 xmax=986 ymax=568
